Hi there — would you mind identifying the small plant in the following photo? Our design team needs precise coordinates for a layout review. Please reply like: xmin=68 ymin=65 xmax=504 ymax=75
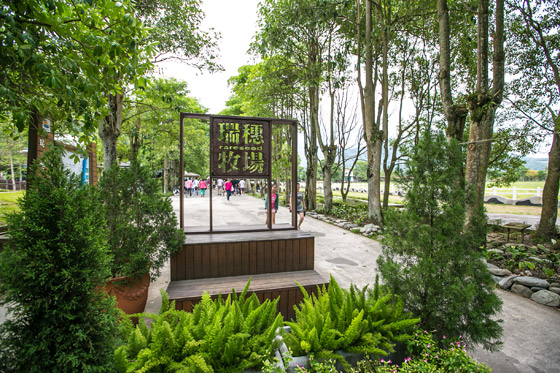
xmin=0 ymin=148 xmax=121 ymax=372
xmin=114 ymin=280 xmax=284 ymax=372
xmin=351 ymin=329 xmax=490 ymax=372
xmin=296 ymin=353 xmax=338 ymax=372
xmin=99 ymin=161 xmax=184 ymax=281
xmin=283 ymin=276 xmax=419 ymax=370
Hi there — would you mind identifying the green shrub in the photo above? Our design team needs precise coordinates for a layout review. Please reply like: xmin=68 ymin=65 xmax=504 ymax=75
xmin=114 ymin=280 xmax=284 ymax=372
xmin=99 ymin=161 xmax=184 ymax=281
xmin=283 ymin=276 xmax=419 ymax=369
xmin=377 ymin=132 xmax=503 ymax=351
xmin=0 ymin=148 xmax=121 ymax=372
xmin=352 ymin=329 xmax=491 ymax=373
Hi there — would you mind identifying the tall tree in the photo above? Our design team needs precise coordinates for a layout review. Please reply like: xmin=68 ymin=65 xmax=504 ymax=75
xmin=99 ymin=0 xmax=219 ymax=170
xmin=0 ymin=0 xmax=150 ymax=156
xmin=438 ymin=0 xmax=505 ymax=222
xmin=507 ymin=0 xmax=560 ymax=239
xmin=254 ymin=0 xmax=339 ymax=211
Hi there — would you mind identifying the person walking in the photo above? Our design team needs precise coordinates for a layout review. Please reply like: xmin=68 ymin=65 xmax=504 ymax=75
xmin=217 ymin=178 xmax=224 ymax=196
xmin=199 ymin=179 xmax=207 ymax=197
xmin=225 ymin=179 xmax=233 ymax=201
xmin=289 ymin=182 xmax=306 ymax=229
xmin=239 ymin=179 xmax=246 ymax=195
xmin=185 ymin=178 xmax=193 ymax=197
xmin=193 ymin=178 xmax=199 ymax=196
xmin=265 ymin=185 xmax=278 ymax=225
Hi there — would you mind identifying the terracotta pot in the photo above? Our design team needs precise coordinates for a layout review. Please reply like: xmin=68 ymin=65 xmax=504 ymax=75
xmin=104 ymin=273 xmax=150 ymax=315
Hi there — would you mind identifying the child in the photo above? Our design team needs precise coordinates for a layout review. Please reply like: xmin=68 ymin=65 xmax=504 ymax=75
xmin=265 ymin=185 xmax=279 ymax=225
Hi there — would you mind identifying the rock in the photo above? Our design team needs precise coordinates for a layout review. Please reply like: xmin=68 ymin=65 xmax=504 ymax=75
xmin=511 ymin=284 xmax=534 ymax=298
xmin=487 ymin=248 xmax=504 ymax=255
xmin=528 ymin=256 xmax=544 ymax=263
xmin=347 ymin=223 xmax=359 ymax=229
xmin=364 ymin=223 xmax=374 ymax=230
xmin=488 ymin=267 xmax=512 ymax=277
xmin=499 ymin=275 xmax=518 ymax=290
xmin=359 ymin=227 xmax=368 ymax=234
xmin=376 ymin=235 xmax=385 ymax=240
xmin=531 ymin=290 xmax=560 ymax=307
xmin=531 ymin=287 xmax=547 ymax=292
xmin=486 ymin=263 xmax=500 ymax=270
xmin=550 ymin=282 xmax=560 ymax=288
xmin=549 ymin=287 xmax=560 ymax=295
xmin=491 ymin=275 xmax=503 ymax=284
xmin=514 ymin=276 xmax=550 ymax=289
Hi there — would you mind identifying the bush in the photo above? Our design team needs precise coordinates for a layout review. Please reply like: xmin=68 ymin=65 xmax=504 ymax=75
xmin=99 ymin=161 xmax=184 ymax=281
xmin=283 ymin=276 xmax=419 ymax=369
xmin=377 ymin=132 xmax=502 ymax=351
xmin=114 ymin=281 xmax=284 ymax=372
xmin=352 ymin=329 xmax=491 ymax=372
xmin=0 ymin=148 xmax=121 ymax=372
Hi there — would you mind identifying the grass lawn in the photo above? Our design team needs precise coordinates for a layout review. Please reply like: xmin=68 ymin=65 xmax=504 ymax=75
xmin=0 ymin=191 xmax=24 ymax=224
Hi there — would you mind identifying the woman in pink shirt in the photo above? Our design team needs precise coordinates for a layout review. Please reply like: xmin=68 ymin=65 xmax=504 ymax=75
xmin=225 ymin=179 xmax=233 ymax=201
xmin=185 ymin=178 xmax=193 ymax=197
xmin=199 ymin=179 xmax=207 ymax=197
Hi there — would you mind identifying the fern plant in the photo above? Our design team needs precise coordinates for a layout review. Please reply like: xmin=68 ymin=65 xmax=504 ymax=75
xmin=114 ymin=280 xmax=284 ymax=372
xmin=283 ymin=275 xmax=419 ymax=369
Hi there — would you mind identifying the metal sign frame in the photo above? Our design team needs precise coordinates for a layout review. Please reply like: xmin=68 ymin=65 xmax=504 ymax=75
xmin=179 ymin=113 xmax=298 ymax=233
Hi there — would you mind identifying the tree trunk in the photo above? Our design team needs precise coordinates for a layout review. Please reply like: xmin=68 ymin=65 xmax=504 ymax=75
xmin=305 ymin=84 xmax=319 ymax=212
xmin=322 ymin=155 xmax=335 ymax=212
xmin=163 ymin=156 xmax=168 ymax=194
xmin=99 ymin=93 xmax=124 ymax=171
xmin=364 ymin=0 xmax=383 ymax=225
xmin=437 ymin=0 xmax=468 ymax=142
xmin=465 ymin=0 xmax=504 ymax=221
xmin=537 ymin=132 xmax=560 ymax=239
xmin=9 ymin=148 xmax=16 ymax=191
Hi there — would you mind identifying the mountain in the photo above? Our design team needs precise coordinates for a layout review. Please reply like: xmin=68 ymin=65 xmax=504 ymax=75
xmin=523 ymin=157 xmax=548 ymax=171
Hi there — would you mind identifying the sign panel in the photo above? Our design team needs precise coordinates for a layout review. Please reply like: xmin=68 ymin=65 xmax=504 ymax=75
xmin=211 ymin=117 xmax=270 ymax=177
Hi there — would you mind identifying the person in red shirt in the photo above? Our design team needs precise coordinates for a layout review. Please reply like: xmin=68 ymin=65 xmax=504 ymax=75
xmin=225 ymin=179 xmax=233 ymax=201
xmin=199 ymin=179 xmax=207 ymax=197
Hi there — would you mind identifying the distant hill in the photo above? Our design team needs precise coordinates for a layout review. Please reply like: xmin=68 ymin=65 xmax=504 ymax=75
xmin=523 ymin=157 xmax=548 ymax=171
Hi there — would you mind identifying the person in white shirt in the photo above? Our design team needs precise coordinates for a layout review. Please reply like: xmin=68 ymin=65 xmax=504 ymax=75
xmin=217 ymin=178 xmax=224 ymax=196
xmin=239 ymin=179 xmax=246 ymax=195
xmin=193 ymin=178 xmax=199 ymax=196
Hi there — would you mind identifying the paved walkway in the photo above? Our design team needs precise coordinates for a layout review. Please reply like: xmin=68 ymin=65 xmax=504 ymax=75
xmin=155 ymin=193 xmax=560 ymax=373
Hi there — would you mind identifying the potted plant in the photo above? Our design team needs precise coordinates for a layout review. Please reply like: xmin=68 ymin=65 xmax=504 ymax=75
xmin=98 ymin=160 xmax=183 ymax=315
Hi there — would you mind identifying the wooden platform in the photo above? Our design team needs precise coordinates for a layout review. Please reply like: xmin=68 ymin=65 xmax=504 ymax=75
xmin=184 ymin=223 xmax=294 ymax=234
xmin=171 ymin=231 xmax=316 ymax=281
xmin=167 ymin=229 xmax=327 ymax=319
xmin=166 ymin=270 xmax=324 ymax=320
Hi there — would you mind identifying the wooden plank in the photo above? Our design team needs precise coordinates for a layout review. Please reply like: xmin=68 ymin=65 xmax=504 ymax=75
xmin=241 ymin=242 xmax=250 ymax=275
xmin=233 ymin=242 xmax=242 ymax=276
xmin=210 ymin=244 xmax=219 ymax=278
xmin=271 ymin=240 xmax=279 ymax=273
xmin=278 ymin=289 xmax=288 ymax=319
xmin=249 ymin=241 xmax=257 ymax=274
xmin=278 ymin=240 xmax=286 ymax=272
xmin=184 ymin=245 xmax=194 ymax=280
xmin=264 ymin=241 xmax=272 ymax=273
xmin=201 ymin=244 xmax=210 ymax=278
xmin=185 ymin=229 xmax=316 ymax=244
xmin=226 ymin=243 xmax=234 ymax=276
xmin=299 ymin=239 xmax=307 ymax=270
xmin=166 ymin=270 xmax=326 ymax=300
xmin=285 ymin=239 xmax=293 ymax=271
xmin=218 ymin=243 xmax=227 ymax=277
xmin=306 ymin=238 xmax=314 ymax=270
xmin=256 ymin=241 xmax=265 ymax=274
xmin=170 ymin=252 xmax=178 ymax=281
xmin=292 ymin=239 xmax=300 ymax=271
xmin=193 ymin=244 xmax=202 ymax=279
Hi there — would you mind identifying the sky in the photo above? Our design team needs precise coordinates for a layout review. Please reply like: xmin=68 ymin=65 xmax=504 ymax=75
xmin=159 ymin=0 xmax=261 ymax=114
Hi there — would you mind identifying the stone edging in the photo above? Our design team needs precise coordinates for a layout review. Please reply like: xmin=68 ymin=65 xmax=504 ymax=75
xmin=486 ymin=261 xmax=560 ymax=308
xmin=306 ymin=212 xmax=382 ymax=237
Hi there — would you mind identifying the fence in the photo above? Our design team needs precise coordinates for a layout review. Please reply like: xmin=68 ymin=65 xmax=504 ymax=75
xmin=0 ymin=180 xmax=26 ymax=191
xmin=316 ymin=181 xmax=546 ymax=200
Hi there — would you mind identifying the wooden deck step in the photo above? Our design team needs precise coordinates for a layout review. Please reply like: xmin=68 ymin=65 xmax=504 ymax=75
xmin=166 ymin=270 xmax=326 ymax=320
